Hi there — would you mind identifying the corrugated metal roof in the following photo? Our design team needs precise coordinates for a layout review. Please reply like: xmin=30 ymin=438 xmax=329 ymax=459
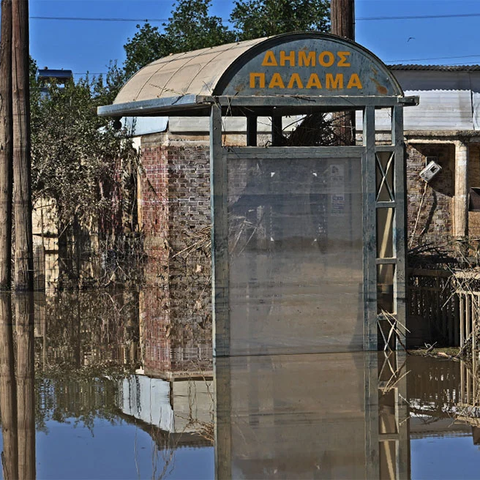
xmin=115 ymin=38 xmax=267 ymax=105
xmin=389 ymin=64 xmax=480 ymax=72
xmin=113 ymin=33 xmax=404 ymax=108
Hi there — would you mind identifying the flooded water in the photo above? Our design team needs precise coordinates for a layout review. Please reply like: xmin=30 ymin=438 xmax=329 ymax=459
xmin=1 ymin=289 xmax=480 ymax=479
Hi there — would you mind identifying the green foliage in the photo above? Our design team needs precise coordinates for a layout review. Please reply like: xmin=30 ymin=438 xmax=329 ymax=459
xmin=124 ymin=0 xmax=234 ymax=78
xmin=30 ymin=67 xmax=138 ymax=234
xmin=123 ymin=0 xmax=330 ymax=76
xmin=230 ymin=0 xmax=330 ymax=40
xmin=123 ymin=23 xmax=171 ymax=79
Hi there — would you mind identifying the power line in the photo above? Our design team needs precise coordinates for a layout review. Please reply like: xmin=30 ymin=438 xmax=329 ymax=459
xmin=386 ymin=54 xmax=480 ymax=63
xmin=30 ymin=16 xmax=169 ymax=23
xmin=357 ymin=13 xmax=480 ymax=21
xmin=28 ymin=12 xmax=480 ymax=23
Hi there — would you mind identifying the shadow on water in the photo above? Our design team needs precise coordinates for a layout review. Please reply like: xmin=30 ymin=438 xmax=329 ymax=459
xmin=2 ymin=289 xmax=480 ymax=478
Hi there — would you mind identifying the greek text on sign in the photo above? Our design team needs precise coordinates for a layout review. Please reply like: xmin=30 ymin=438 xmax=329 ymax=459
xmin=250 ymin=50 xmax=362 ymax=91
xmin=219 ymin=36 xmax=399 ymax=97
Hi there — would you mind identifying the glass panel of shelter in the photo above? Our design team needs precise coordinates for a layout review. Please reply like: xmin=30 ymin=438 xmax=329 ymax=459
xmin=211 ymin=103 xmax=405 ymax=354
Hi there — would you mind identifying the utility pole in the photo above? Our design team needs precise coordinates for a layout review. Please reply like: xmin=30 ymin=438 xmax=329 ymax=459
xmin=12 ymin=0 xmax=33 ymax=291
xmin=331 ymin=0 xmax=355 ymax=40
xmin=331 ymin=0 xmax=355 ymax=145
xmin=0 ymin=0 xmax=13 ymax=290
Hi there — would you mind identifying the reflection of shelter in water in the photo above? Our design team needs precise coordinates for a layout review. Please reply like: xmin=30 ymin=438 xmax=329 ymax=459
xmin=215 ymin=352 xmax=410 ymax=479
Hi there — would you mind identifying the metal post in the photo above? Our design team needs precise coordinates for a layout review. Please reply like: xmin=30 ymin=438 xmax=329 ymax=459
xmin=454 ymin=140 xmax=469 ymax=238
xmin=210 ymin=103 xmax=230 ymax=357
xmin=392 ymin=106 xmax=407 ymax=349
xmin=247 ymin=115 xmax=257 ymax=146
xmin=272 ymin=116 xmax=283 ymax=146
xmin=363 ymin=106 xmax=378 ymax=350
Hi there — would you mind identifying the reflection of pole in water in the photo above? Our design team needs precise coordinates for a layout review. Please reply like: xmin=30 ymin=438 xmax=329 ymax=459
xmin=0 ymin=294 xmax=18 ymax=480
xmin=0 ymin=293 xmax=36 ymax=480
xmin=15 ymin=293 xmax=36 ymax=480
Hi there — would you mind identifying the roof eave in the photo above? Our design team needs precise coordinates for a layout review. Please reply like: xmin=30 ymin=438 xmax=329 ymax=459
xmin=97 ymin=94 xmax=206 ymax=118
xmin=98 ymin=94 xmax=419 ymax=119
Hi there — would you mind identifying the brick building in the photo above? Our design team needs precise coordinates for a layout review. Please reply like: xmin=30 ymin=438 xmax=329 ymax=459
xmin=390 ymin=65 xmax=480 ymax=248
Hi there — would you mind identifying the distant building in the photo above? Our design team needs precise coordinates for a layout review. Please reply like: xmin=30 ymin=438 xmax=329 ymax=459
xmin=37 ymin=67 xmax=73 ymax=97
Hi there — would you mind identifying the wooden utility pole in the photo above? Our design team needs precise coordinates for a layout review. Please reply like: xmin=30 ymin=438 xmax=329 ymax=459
xmin=15 ymin=293 xmax=36 ymax=480
xmin=331 ymin=0 xmax=355 ymax=40
xmin=0 ymin=0 xmax=13 ymax=290
xmin=331 ymin=0 xmax=355 ymax=145
xmin=0 ymin=294 xmax=18 ymax=480
xmin=12 ymin=0 xmax=33 ymax=291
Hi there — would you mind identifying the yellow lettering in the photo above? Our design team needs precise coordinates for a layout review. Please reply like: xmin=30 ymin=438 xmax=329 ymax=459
xmin=262 ymin=51 xmax=278 ymax=66
xmin=250 ymin=73 xmax=266 ymax=88
xmin=269 ymin=73 xmax=285 ymax=89
xmin=280 ymin=50 xmax=295 ymax=67
xmin=298 ymin=51 xmax=316 ymax=67
xmin=337 ymin=51 xmax=351 ymax=67
xmin=347 ymin=73 xmax=363 ymax=89
xmin=326 ymin=73 xmax=344 ymax=89
xmin=306 ymin=73 xmax=322 ymax=89
xmin=319 ymin=51 xmax=335 ymax=67
xmin=287 ymin=73 xmax=303 ymax=89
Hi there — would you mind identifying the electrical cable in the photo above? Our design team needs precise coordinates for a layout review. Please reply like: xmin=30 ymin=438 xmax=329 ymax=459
xmin=28 ymin=12 xmax=480 ymax=23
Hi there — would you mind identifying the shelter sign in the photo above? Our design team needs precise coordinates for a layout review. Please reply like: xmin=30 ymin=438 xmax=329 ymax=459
xmin=218 ymin=37 xmax=402 ymax=98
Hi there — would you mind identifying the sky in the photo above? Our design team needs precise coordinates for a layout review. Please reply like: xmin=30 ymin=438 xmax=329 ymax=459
xmin=28 ymin=0 xmax=480 ymax=80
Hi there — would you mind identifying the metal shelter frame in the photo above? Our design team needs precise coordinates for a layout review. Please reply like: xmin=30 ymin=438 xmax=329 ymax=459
xmin=98 ymin=33 xmax=418 ymax=354
xmin=209 ymin=98 xmax=411 ymax=355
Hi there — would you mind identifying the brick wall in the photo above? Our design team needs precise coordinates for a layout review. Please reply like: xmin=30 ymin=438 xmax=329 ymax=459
xmin=138 ymin=134 xmax=212 ymax=376
xmin=406 ymin=143 xmax=455 ymax=248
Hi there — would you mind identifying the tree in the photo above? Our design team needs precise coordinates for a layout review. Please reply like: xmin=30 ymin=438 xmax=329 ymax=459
xmin=124 ymin=0 xmax=234 ymax=78
xmin=124 ymin=0 xmax=330 ymax=77
xmin=30 ymin=69 xmax=139 ymax=284
xmin=230 ymin=0 xmax=330 ymax=41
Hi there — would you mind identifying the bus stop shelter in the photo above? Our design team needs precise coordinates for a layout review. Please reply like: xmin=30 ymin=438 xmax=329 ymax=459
xmin=99 ymin=32 xmax=418 ymax=355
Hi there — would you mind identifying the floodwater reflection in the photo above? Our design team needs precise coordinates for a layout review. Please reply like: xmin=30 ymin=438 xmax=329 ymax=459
xmin=2 ymin=290 xmax=480 ymax=478
xmin=0 ymin=293 xmax=36 ymax=480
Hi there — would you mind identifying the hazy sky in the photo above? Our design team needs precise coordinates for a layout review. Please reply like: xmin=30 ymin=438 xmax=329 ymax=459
xmin=28 ymin=0 xmax=480 ymax=78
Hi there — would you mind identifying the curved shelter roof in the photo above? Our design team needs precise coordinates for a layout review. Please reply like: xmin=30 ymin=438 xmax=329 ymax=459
xmin=115 ymin=37 xmax=268 ymax=104
xmin=99 ymin=32 xmax=411 ymax=118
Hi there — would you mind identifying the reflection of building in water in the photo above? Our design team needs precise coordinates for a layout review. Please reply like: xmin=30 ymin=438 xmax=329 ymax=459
xmin=30 ymin=287 xmax=214 ymax=451
xmin=407 ymin=356 xmax=480 ymax=445
xmin=33 ymin=290 xmax=140 ymax=370
xmin=215 ymin=352 xmax=410 ymax=479
xmin=117 ymin=374 xmax=214 ymax=449
xmin=117 ymin=286 xmax=214 ymax=449
xmin=139 ymin=287 xmax=212 ymax=379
